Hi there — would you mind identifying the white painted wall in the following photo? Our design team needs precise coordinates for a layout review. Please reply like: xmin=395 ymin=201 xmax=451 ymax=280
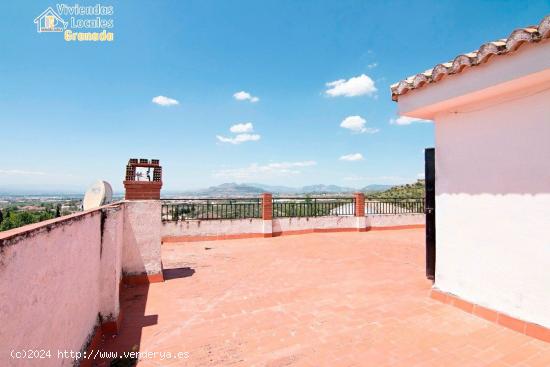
xmin=366 ymin=214 xmax=425 ymax=227
xmin=0 ymin=205 xmax=124 ymax=366
xmin=161 ymin=214 xmax=424 ymax=239
xmin=434 ymin=87 xmax=550 ymax=328
xmin=272 ymin=216 xmax=357 ymax=233
xmin=99 ymin=205 xmax=124 ymax=320
xmin=161 ymin=218 xmax=264 ymax=238
xmin=123 ymin=200 xmax=162 ymax=276
xmin=0 ymin=200 xmax=165 ymax=366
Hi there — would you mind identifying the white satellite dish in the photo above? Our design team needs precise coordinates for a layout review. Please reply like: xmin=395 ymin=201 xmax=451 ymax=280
xmin=83 ymin=180 xmax=113 ymax=210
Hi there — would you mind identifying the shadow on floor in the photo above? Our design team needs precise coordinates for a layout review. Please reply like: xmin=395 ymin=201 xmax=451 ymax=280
xmin=97 ymin=284 xmax=158 ymax=366
xmin=163 ymin=267 xmax=196 ymax=280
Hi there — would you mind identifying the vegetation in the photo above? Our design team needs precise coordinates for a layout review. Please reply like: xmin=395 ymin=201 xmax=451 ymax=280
xmin=272 ymin=197 xmax=354 ymax=217
xmin=164 ymin=197 xmax=355 ymax=220
xmin=0 ymin=205 xmax=61 ymax=232
xmin=366 ymin=179 xmax=425 ymax=199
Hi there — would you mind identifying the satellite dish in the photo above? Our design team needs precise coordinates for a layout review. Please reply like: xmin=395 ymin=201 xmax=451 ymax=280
xmin=83 ymin=180 xmax=113 ymax=210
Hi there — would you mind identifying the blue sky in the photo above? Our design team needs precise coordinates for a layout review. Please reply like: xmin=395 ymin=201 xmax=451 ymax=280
xmin=1 ymin=1 xmax=549 ymax=192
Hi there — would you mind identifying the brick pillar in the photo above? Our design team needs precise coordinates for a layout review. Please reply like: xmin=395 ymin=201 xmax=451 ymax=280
xmin=261 ymin=193 xmax=273 ymax=237
xmin=123 ymin=158 xmax=163 ymax=200
xmin=354 ymin=192 xmax=366 ymax=232
xmin=262 ymin=193 xmax=273 ymax=220
xmin=354 ymin=192 xmax=365 ymax=217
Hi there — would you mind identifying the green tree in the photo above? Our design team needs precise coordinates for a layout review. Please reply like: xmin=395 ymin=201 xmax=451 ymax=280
xmin=0 ymin=210 xmax=55 ymax=232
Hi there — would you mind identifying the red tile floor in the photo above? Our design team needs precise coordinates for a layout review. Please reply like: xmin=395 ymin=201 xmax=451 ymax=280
xmin=98 ymin=229 xmax=550 ymax=366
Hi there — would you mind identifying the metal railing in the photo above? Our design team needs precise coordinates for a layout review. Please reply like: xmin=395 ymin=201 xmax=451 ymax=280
xmin=161 ymin=198 xmax=261 ymax=221
xmin=365 ymin=198 xmax=424 ymax=214
xmin=272 ymin=197 xmax=355 ymax=218
xmin=161 ymin=196 xmax=425 ymax=220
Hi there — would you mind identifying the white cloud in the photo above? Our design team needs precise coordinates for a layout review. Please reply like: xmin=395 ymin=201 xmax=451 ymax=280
xmin=340 ymin=115 xmax=379 ymax=134
xmin=216 ymin=133 xmax=261 ymax=145
xmin=214 ymin=161 xmax=316 ymax=179
xmin=152 ymin=95 xmax=179 ymax=106
xmin=390 ymin=116 xmax=432 ymax=125
xmin=417 ymin=172 xmax=425 ymax=179
xmin=367 ymin=62 xmax=378 ymax=69
xmin=325 ymin=74 xmax=377 ymax=97
xmin=233 ymin=91 xmax=259 ymax=103
xmin=0 ymin=169 xmax=46 ymax=176
xmin=339 ymin=153 xmax=364 ymax=161
xmin=229 ymin=122 xmax=254 ymax=133
xmin=217 ymin=123 xmax=260 ymax=144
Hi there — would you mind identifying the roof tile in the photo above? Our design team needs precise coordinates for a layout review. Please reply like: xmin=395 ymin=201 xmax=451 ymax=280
xmin=391 ymin=14 xmax=550 ymax=101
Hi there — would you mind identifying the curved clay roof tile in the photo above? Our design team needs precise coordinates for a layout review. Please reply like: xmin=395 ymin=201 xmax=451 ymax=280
xmin=505 ymin=28 xmax=540 ymax=51
xmin=432 ymin=63 xmax=451 ymax=81
xmin=449 ymin=54 xmax=475 ymax=74
xmin=412 ymin=73 xmax=430 ymax=88
xmin=391 ymin=14 xmax=550 ymax=101
xmin=538 ymin=15 xmax=550 ymax=38
xmin=476 ymin=41 xmax=506 ymax=64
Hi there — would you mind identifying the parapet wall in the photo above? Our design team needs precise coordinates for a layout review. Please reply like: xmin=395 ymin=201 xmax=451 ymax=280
xmin=162 ymin=218 xmax=265 ymax=241
xmin=0 ymin=205 xmax=123 ymax=366
xmin=161 ymin=214 xmax=425 ymax=242
xmin=0 ymin=200 xmax=163 ymax=366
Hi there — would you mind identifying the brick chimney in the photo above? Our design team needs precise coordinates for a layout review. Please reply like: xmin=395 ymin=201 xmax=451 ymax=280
xmin=123 ymin=158 xmax=162 ymax=200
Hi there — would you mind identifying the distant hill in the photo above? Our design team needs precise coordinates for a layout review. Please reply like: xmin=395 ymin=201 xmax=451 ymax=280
xmin=366 ymin=180 xmax=425 ymax=199
xmin=362 ymin=184 xmax=394 ymax=193
xmin=248 ymin=183 xmax=296 ymax=194
xmin=301 ymin=184 xmax=355 ymax=193
xmin=166 ymin=182 xmax=413 ymax=197
xmin=177 ymin=183 xmax=359 ymax=197
xmin=177 ymin=183 xmax=264 ymax=197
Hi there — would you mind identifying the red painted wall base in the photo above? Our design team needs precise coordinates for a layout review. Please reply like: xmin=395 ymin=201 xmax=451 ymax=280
xmin=431 ymin=289 xmax=550 ymax=343
xmin=162 ymin=224 xmax=425 ymax=243
xmin=123 ymin=272 xmax=164 ymax=285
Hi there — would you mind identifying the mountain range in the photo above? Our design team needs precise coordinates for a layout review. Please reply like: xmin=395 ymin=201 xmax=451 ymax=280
xmin=164 ymin=182 xmax=395 ymax=197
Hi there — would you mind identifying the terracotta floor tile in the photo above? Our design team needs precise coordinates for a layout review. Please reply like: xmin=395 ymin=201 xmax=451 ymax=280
xmin=96 ymin=230 xmax=550 ymax=366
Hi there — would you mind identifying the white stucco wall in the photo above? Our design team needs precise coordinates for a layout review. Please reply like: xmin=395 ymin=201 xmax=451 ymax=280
xmin=0 ymin=205 xmax=125 ymax=366
xmin=0 ymin=200 xmax=166 ymax=366
xmin=161 ymin=214 xmax=425 ymax=240
xmin=434 ymin=87 xmax=550 ymax=328
xmin=161 ymin=218 xmax=264 ymax=238
xmin=272 ymin=216 xmax=357 ymax=233
xmin=99 ymin=205 xmax=124 ymax=320
xmin=366 ymin=214 xmax=425 ymax=227
xmin=123 ymin=200 xmax=162 ymax=276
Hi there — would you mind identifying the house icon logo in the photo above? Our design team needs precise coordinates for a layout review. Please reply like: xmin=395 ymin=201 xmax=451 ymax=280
xmin=34 ymin=7 xmax=68 ymax=33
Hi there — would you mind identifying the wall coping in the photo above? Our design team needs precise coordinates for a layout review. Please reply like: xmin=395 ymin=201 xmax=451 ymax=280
xmin=0 ymin=202 xmax=124 ymax=248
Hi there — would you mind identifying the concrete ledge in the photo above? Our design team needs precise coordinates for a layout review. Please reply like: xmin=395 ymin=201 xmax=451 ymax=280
xmin=163 ymin=233 xmax=266 ymax=243
xmin=272 ymin=227 xmax=359 ymax=237
xmin=122 ymin=272 xmax=164 ymax=285
xmin=431 ymin=289 xmax=550 ymax=343
xmin=366 ymin=224 xmax=425 ymax=231
xmin=0 ymin=202 xmax=122 ymax=248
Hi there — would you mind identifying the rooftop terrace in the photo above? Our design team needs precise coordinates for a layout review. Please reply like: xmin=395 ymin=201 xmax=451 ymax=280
xmin=99 ymin=229 xmax=550 ymax=366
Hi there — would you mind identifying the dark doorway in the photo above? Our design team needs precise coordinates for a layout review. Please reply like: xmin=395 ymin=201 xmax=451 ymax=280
xmin=425 ymin=148 xmax=436 ymax=280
